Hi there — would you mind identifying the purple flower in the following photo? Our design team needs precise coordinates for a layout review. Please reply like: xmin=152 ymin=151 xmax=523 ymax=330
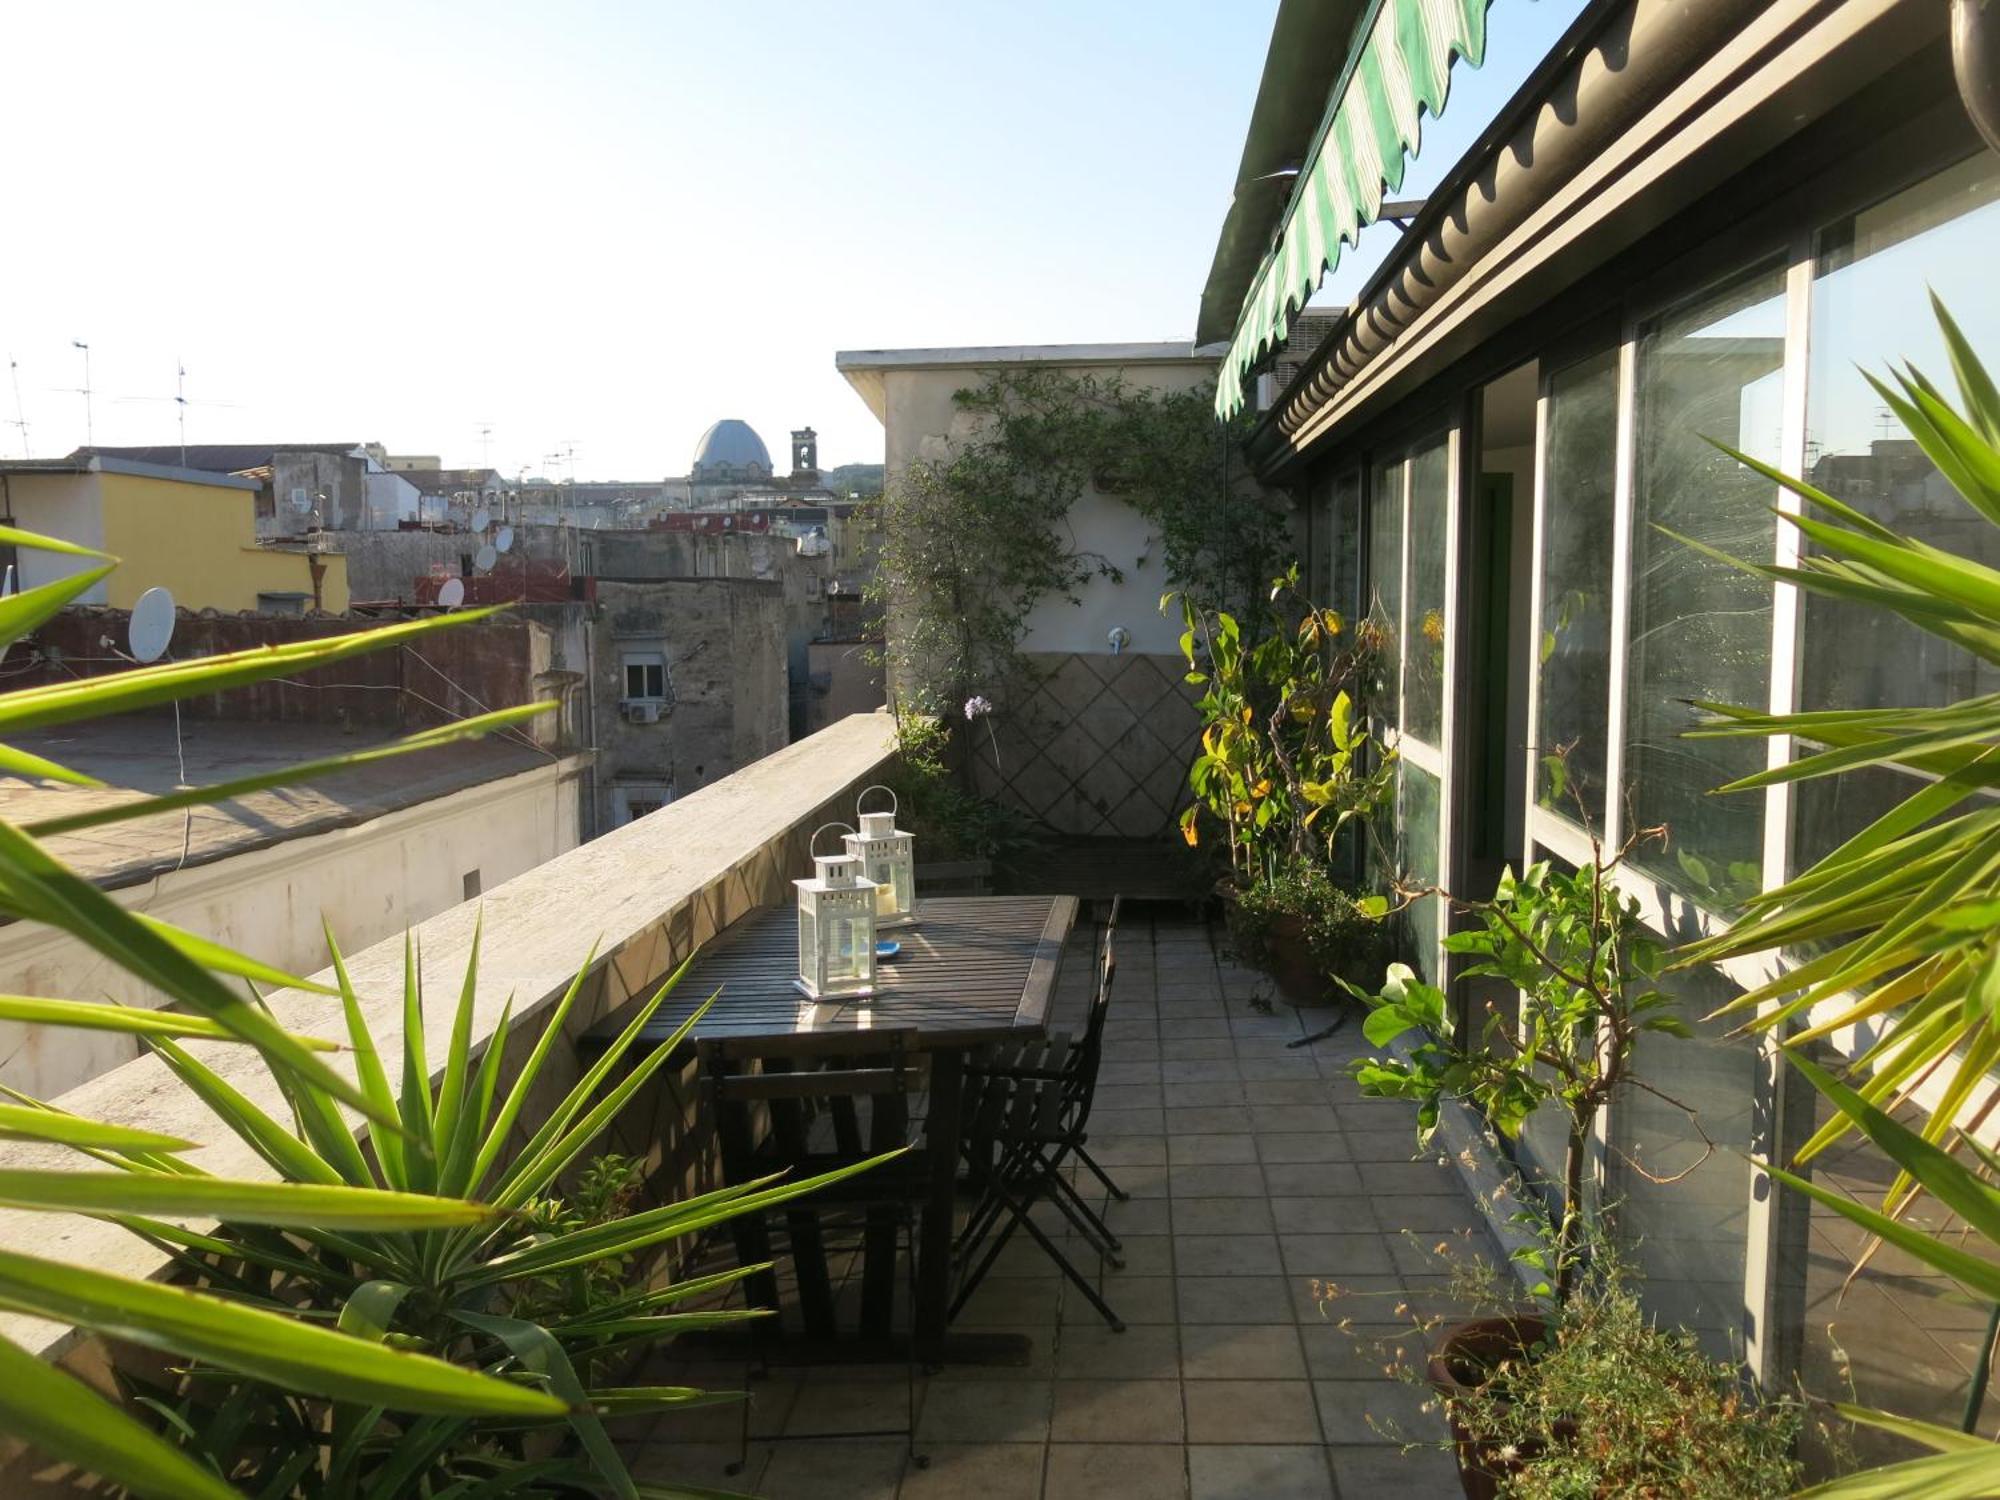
xmin=963 ymin=695 xmax=994 ymax=721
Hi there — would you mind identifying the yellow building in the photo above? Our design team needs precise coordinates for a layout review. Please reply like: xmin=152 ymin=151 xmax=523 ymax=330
xmin=0 ymin=456 xmax=349 ymax=613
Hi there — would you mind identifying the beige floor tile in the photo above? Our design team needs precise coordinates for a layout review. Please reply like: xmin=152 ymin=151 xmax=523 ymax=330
xmin=1045 ymin=1442 xmax=1190 ymax=1500
xmin=918 ymin=1379 xmax=1052 ymax=1442
xmin=1167 ymin=1133 xmax=1258 ymax=1165
xmin=1172 ymin=1234 xmax=1283 ymax=1277
xmin=1172 ymin=1197 xmax=1274 ymax=1235
xmin=1055 ymin=1322 xmax=1181 ymax=1380
xmin=1176 ymin=1275 xmax=1294 ymax=1324
xmin=1327 ymin=1442 xmax=1462 ymax=1493
xmin=1183 ymin=1379 xmax=1322 ymax=1444
xmin=1187 ymin=1444 xmax=1334 ymax=1500
xmin=1312 ymin=1377 xmax=1445 ymax=1446
xmin=1050 ymin=1378 xmax=1185 ymax=1442
xmin=1179 ymin=1324 xmax=1307 ymax=1380
xmin=900 ymin=1443 xmax=1046 ymax=1500
xmin=759 ymin=1439 xmax=908 ymax=1499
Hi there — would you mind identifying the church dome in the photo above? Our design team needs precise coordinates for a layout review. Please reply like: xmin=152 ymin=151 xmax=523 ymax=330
xmin=691 ymin=419 xmax=772 ymax=480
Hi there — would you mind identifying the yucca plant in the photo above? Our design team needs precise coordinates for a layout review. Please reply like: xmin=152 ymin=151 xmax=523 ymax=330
xmin=0 ymin=526 xmax=879 ymax=1498
xmin=59 ymin=932 xmax=887 ymax=1498
xmin=1674 ymin=299 xmax=2000 ymax=1493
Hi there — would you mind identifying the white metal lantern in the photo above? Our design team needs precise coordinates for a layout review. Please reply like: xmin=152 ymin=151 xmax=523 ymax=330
xmin=795 ymin=822 xmax=879 ymax=1001
xmin=846 ymin=784 xmax=917 ymax=929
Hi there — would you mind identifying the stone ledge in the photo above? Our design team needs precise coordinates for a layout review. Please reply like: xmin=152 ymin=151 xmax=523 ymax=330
xmin=0 ymin=710 xmax=898 ymax=1363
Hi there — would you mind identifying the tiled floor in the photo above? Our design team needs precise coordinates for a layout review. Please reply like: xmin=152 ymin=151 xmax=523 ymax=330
xmin=627 ymin=910 xmax=1491 ymax=1498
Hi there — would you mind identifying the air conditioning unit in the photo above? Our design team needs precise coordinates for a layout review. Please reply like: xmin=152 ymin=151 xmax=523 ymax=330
xmin=622 ymin=700 xmax=661 ymax=725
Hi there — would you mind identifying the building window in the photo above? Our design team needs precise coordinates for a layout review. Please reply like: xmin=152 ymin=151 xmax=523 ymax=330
xmin=1604 ymin=964 xmax=1759 ymax=1366
xmin=1366 ymin=457 xmax=1405 ymax=732
xmin=1403 ymin=438 xmax=1451 ymax=749
xmin=622 ymin=651 xmax=667 ymax=702
xmin=1791 ymin=152 xmax=2000 ymax=872
xmin=1624 ymin=262 xmax=1787 ymax=912
xmin=1535 ymin=348 xmax=1619 ymax=828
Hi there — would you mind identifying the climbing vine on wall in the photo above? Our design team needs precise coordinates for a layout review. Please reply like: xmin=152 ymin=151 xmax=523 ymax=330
xmin=870 ymin=368 xmax=1289 ymax=714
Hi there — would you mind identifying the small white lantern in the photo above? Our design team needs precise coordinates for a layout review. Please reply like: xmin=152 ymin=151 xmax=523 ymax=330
xmin=795 ymin=822 xmax=879 ymax=1001
xmin=845 ymin=784 xmax=918 ymax=929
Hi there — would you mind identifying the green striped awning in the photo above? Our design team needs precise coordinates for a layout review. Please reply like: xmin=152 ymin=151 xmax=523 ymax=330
xmin=1215 ymin=0 xmax=1491 ymax=420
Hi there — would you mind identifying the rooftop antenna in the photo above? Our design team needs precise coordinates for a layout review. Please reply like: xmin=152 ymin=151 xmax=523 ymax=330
xmin=6 ymin=355 xmax=28 ymax=459
xmin=112 ymin=362 xmax=237 ymax=463
xmin=477 ymin=422 xmax=493 ymax=469
xmin=71 ymin=340 xmax=93 ymax=447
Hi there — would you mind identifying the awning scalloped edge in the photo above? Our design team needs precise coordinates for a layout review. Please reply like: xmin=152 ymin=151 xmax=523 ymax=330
xmin=1215 ymin=0 xmax=1492 ymax=421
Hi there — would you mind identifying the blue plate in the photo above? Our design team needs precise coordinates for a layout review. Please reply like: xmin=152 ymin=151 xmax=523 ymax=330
xmin=876 ymin=940 xmax=902 ymax=960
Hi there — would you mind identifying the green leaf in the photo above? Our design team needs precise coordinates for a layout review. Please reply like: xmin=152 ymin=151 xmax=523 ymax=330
xmin=1787 ymin=1052 xmax=2000 ymax=1243
xmin=453 ymin=1311 xmax=634 ymax=1500
xmin=339 ymin=1280 xmax=415 ymax=1343
xmin=0 ymin=1170 xmax=503 ymax=1230
xmin=1764 ymin=1158 xmax=2000 ymax=1302
xmin=0 ymin=607 xmax=514 ymax=739
xmin=0 ymin=1333 xmax=244 ymax=1500
xmin=0 ymin=1246 xmax=569 ymax=1419
xmin=0 ymin=564 xmax=118 ymax=659
xmin=0 ymin=822 xmax=374 ymax=1122
xmin=22 ymin=704 xmax=553 ymax=838
xmin=0 ymin=1103 xmax=197 ymax=1154
xmin=0 ymin=524 xmax=111 ymax=561
xmin=150 ymin=1036 xmax=346 ymax=1188
xmin=327 ymin=931 xmax=405 ymax=1190
xmin=1796 ymin=1443 xmax=2000 ymax=1500
xmin=1933 ymin=291 xmax=2000 ymax=447
xmin=0 ymin=993 xmax=336 ymax=1049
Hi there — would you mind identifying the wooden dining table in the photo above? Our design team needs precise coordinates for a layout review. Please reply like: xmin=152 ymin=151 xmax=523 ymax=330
xmin=583 ymin=893 xmax=1079 ymax=1358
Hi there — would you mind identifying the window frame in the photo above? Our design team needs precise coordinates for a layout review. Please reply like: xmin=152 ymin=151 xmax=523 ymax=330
xmin=621 ymin=650 xmax=668 ymax=704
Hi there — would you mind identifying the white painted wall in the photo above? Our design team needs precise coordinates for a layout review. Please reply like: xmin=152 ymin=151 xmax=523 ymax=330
xmin=875 ymin=355 xmax=1217 ymax=658
xmin=364 ymin=467 xmax=421 ymax=530
xmin=0 ymin=757 xmax=587 ymax=1098
xmin=5 ymin=473 xmax=109 ymax=601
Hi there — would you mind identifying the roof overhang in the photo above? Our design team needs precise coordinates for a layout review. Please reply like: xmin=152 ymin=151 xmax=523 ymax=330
xmin=1247 ymin=0 xmax=1952 ymax=477
xmin=1195 ymin=0 xmax=1372 ymax=349
xmin=0 ymin=456 xmax=261 ymax=490
xmin=834 ymin=341 xmax=1220 ymax=426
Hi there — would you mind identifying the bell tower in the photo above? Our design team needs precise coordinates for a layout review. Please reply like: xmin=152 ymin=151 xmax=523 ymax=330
xmin=790 ymin=427 xmax=819 ymax=480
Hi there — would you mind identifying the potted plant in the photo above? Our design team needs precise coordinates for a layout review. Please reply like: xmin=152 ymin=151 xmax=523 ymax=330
xmin=1422 ymin=1254 xmax=1802 ymax=1497
xmin=1346 ymin=807 xmax=1704 ymax=1494
xmin=1224 ymin=853 xmax=1397 ymax=1003
xmin=1174 ymin=567 xmax=1398 ymax=1003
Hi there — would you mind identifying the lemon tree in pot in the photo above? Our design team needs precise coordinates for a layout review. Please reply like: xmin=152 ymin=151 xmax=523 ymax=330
xmin=1173 ymin=567 xmax=1397 ymax=1004
xmin=1346 ymin=811 xmax=1711 ymax=1495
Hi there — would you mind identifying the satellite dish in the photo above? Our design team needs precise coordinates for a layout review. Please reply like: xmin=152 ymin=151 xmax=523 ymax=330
xmin=470 ymin=508 xmax=491 ymax=533
xmin=436 ymin=577 xmax=466 ymax=609
xmin=474 ymin=544 xmax=498 ymax=573
xmin=130 ymin=587 xmax=176 ymax=663
xmin=494 ymin=525 xmax=515 ymax=553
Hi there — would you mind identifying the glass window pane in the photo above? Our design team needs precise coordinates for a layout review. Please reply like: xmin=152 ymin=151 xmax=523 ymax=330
xmin=1404 ymin=438 xmax=1451 ymax=746
xmin=1786 ymin=1059 xmax=2000 ymax=1478
xmin=1536 ymin=349 xmax=1619 ymax=827
xmin=1326 ymin=469 xmax=1362 ymax=624
xmin=1367 ymin=459 xmax=1404 ymax=732
xmin=1625 ymin=264 xmax=1786 ymax=911
xmin=1605 ymin=965 xmax=1757 ymax=1365
xmin=1793 ymin=153 xmax=2000 ymax=870
xmin=1398 ymin=762 xmax=1441 ymax=979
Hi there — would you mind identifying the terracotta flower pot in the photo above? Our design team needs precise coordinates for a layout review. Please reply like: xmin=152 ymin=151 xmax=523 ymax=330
xmin=1260 ymin=911 xmax=1337 ymax=1006
xmin=1427 ymin=1314 xmax=1558 ymax=1500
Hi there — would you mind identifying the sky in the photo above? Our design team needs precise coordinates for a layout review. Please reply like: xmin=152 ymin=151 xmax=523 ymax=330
xmin=0 ymin=0 xmax=1580 ymax=482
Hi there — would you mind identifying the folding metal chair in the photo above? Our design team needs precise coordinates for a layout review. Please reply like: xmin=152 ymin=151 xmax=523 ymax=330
xmin=953 ymin=897 xmax=1127 ymax=1331
xmin=698 ymin=1027 xmax=930 ymax=1470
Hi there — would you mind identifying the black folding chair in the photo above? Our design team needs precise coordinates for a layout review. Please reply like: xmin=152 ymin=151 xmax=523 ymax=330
xmin=953 ymin=897 xmax=1127 ymax=1331
xmin=698 ymin=1027 xmax=930 ymax=1470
